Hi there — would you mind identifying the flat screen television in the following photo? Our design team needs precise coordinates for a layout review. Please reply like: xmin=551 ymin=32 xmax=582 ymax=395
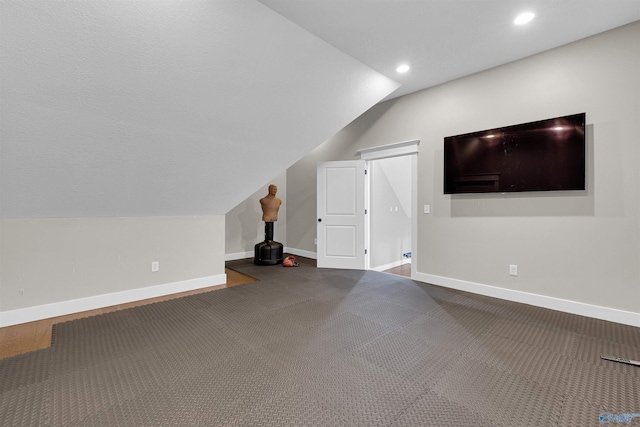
xmin=444 ymin=113 xmax=586 ymax=194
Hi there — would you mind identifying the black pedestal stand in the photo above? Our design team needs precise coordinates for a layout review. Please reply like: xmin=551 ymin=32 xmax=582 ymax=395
xmin=254 ymin=222 xmax=284 ymax=265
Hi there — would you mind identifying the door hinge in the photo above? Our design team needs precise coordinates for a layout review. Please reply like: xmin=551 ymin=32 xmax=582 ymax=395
xmin=365 ymin=249 xmax=368 ymax=255
xmin=364 ymin=169 xmax=368 ymax=175
xmin=365 ymin=209 xmax=367 ymax=215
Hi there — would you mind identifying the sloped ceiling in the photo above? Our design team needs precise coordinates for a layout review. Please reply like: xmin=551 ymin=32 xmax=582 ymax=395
xmin=2 ymin=1 xmax=639 ymax=219
xmin=0 ymin=0 xmax=399 ymax=218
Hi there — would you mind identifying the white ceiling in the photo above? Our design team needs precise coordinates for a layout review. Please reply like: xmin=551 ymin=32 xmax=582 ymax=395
xmin=1 ymin=0 xmax=638 ymax=218
xmin=260 ymin=0 xmax=640 ymax=99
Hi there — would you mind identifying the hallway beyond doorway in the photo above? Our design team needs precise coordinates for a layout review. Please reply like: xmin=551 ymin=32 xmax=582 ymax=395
xmin=383 ymin=263 xmax=411 ymax=278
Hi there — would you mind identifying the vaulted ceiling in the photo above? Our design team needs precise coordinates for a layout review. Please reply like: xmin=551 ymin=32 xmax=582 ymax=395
xmin=260 ymin=0 xmax=640 ymax=100
xmin=2 ymin=0 xmax=638 ymax=218
xmin=0 ymin=0 xmax=399 ymax=218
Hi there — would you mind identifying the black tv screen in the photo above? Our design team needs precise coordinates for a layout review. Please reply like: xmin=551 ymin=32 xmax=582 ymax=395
xmin=444 ymin=113 xmax=586 ymax=194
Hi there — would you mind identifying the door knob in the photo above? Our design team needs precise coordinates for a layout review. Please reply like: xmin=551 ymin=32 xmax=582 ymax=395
xmin=317 ymin=218 xmax=322 ymax=222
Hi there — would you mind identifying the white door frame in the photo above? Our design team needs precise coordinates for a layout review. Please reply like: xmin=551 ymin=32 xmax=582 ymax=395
xmin=356 ymin=140 xmax=419 ymax=278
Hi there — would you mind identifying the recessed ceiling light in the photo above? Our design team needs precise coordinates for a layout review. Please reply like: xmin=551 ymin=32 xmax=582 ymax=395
xmin=396 ymin=64 xmax=410 ymax=73
xmin=514 ymin=12 xmax=535 ymax=25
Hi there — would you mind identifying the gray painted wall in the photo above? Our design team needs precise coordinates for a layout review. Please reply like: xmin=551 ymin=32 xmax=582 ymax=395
xmin=1 ymin=216 xmax=225 ymax=314
xmin=286 ymin=22 xmax=640 ymax=316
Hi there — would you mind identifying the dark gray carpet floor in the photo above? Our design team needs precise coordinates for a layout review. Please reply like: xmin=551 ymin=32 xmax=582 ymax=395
xmin=1 ymin=256 xmax=638 ymax=426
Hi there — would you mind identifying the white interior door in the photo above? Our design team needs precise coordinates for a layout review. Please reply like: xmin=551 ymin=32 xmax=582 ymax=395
xmin=317 ymin=160 xmax=367 ymax=269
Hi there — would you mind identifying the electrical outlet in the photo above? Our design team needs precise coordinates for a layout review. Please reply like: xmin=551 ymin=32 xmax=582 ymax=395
xmin=314 ymin=238 xmax=317 ymax=245
xmin=151 ymin=261 xmax=160 ymax=272
xmin=424 ymin=204 xmax=430 ymax=214
xmin=509 ymin=264 xmax=518 ymax=276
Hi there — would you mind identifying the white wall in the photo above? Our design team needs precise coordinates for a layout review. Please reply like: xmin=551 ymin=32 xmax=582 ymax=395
xmin=370 ymin=156 xmax=411 ymax=270
xmin=225 ymin=173 xmax=287 ymax=259
xmin=0 ymin=216 xmax=226 ymax=326
xmin=286 ymin=22 xmax=640 ymax=325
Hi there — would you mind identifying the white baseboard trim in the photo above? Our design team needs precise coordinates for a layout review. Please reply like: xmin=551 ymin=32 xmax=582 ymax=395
xmin=226 ymin=248 xmax=317 ymax=261
xmin=413 ymin=272 xmax=640 ymax=328
xmin=0 ymin=274 xmax=227 ymax=328
xmin=225 ymin=251 xmax=254 ymax=261
xmin=285 ymin=247 xmax=317 ymax=260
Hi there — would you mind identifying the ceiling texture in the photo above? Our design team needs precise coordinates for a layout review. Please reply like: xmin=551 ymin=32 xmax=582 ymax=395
xmin=1 ymin=0 xmax=639 ymax=218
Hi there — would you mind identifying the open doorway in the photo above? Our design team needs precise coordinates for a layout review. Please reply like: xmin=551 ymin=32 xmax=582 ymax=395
xmin=356 ymin=139 xmax=419 ymax=279
xmin=316 ymin=140 xmax=418 ymax=275
xmin=369 ymin=155 xmax=412 ymax=277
